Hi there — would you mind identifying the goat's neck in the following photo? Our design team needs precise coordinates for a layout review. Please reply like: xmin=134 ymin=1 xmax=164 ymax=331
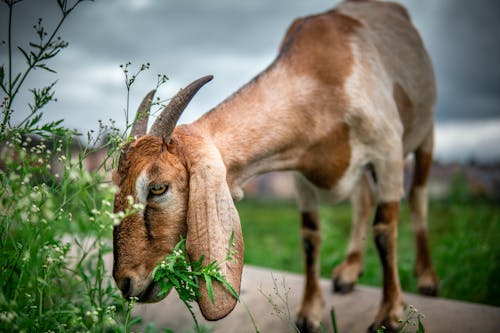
xmin=191 ymin=63 xmax=314 ymax=198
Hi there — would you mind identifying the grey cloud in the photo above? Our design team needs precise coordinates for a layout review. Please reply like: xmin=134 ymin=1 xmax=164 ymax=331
xmin=1 ymin=0 xmax=500 ymax=160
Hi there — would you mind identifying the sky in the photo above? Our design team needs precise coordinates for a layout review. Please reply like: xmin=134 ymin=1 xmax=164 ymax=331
xmin=2 ymin=0 xmax=500 ymax=162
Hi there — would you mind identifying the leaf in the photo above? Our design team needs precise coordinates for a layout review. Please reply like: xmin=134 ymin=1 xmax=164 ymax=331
xmin=36 ymin=63 xmax=57 ymax=74
xmin=417 ymin=317 xmax=425 ymax=333
xmin=330 ymin=308 xmax=339 ymax=333
xmin=220 ymin=279 xmax=239 ymax=300
xmin=168 ymin=256 xmax=176 ymax=271
xmin=192 ymin=255 xmax=204 ymax=271
xmin=17 ymin=46 xmax=31 ymax=65
xmin=129 ymin=317 xmax=143 ymax=326
xmin=11 ymin=72 xmax=21 ymax=88
xmin=225 ymin=230 xmax=237 ymax=261
xmin=178 ymin=273 xmax=198 ymax=288
xmin=28 ymin=42 xmax=42 ymax=50
xmin=152 ymin=265 xmax=160 ymax=281
xmin=204 ymin=274 xmax=214 ymax=304
xmin=158 ymin=284 xmax=173 ymax=298
xmin=169 ymin=275 xmax=180 ymax=289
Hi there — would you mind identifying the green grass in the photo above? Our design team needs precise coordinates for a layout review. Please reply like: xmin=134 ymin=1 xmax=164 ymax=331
xmin=237 ymin=194 xmax=500 ymax=307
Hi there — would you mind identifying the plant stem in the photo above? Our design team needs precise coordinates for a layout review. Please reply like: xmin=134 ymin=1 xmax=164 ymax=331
xmin=8 ymin=2 xmax=13 ymax=94
xmin=183 ymin=300 xmax=201 ymax=332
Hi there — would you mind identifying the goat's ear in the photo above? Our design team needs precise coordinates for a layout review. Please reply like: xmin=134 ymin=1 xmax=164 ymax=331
xmin=185 ymin=143 xmax=244 ymax=320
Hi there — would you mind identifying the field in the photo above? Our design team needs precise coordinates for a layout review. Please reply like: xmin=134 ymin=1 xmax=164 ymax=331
xmin=238 ymin=190 xmax=500 ymax=307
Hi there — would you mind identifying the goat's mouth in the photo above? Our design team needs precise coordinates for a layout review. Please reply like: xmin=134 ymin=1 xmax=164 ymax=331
xmin=135 ymin=280 xmax=165 ymax=303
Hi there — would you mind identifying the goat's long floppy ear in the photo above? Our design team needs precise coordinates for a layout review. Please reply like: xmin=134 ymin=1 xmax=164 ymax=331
xmin=149 ymin=75 xmax=213 ymax=142
xmin=185 ymin=142 xmax=244 ymax=320
xmin=129 ymin=89 xmax=156 ymax=138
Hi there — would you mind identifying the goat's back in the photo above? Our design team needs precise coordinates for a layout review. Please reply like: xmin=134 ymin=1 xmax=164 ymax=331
xmin=278 ymin=0 xmax=436 ymax=154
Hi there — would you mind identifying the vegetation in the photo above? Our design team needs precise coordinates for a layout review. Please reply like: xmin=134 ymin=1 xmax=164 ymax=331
xmin=152 ymin=236 xmax=238 ymax=333
xmin=0 ymin=1 xmax=162 ymax=331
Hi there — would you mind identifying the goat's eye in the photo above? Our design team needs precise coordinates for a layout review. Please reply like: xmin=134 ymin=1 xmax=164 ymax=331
xmin=149 ymin=184 xmax=168 ymax=196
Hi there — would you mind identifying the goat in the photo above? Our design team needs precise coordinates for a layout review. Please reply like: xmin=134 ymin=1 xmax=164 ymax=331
xmin=111 ymin=1 xmax=439 ymax=331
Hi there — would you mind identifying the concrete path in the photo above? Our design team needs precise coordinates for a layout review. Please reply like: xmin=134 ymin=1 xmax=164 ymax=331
xmin=133 ymin=265 xmax=500 ymax=333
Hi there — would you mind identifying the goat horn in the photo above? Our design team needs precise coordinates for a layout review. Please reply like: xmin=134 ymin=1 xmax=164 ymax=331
xmin=149 ymin=75 xmax=213 ymax=140
xmin=129 ymin=89 xmax=156 ymax=138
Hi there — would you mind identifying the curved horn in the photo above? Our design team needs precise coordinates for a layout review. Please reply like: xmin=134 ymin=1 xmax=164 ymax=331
xmin=129 ymin=89 xmax=156 ymax=138
xmin=149 ymin=75 xmax=213 ymax=140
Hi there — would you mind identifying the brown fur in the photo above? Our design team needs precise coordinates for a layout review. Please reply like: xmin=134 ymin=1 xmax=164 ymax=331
xmin=394 ymin=82 xmax=415 ymax=143
xmin=411 ymin=149 xmax=433 ymax=187
xmin=298 ymin=122 xmax=352 ymax=189
xmin=112 ymin=0 xmax=436 ymax=330
xmin=299 ymin=211 xmax=324 ymax=330
xmin=301 ymin=211 xmax=320 ymax=231
xmin=373 ymin=202 xmax=401 ymax=304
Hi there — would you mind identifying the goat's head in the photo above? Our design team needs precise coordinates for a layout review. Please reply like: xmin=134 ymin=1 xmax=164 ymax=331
xmin=112 ymin=76 xmax=244 ymax=320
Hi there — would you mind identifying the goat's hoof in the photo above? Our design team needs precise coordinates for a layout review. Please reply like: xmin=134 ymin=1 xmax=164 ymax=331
xmin=367 ymin=321 xmax=399 ymax=333
xmin=418 ymin=284 xmax=438 ymax=297
xmin=417 ymin=268 xmax=440 ymax=297
xmin=296 ymin=315 xmax=321 ymax=333
xmin=332 ymin=278 xmax=355 ymax=294
xmin=369 ymin=299 xmax=405 ymax=333
xmin=331 ymin=256 xmax=362 ymax=294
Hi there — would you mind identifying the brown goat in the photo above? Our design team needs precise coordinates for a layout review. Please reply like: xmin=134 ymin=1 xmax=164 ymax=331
xmin=112 ymin=1 xmax=439 ymax=332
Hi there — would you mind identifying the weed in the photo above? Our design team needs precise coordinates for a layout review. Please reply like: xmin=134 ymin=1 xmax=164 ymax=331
xmin=152 ymin=236 xmax=238 ymax=333
xmin=0 ymin=1 xmax=163 ymax=331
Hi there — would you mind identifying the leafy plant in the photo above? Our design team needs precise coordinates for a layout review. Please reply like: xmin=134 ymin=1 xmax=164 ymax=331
xmin=0 ymin=1 xmax=161 ymax=332
xmin=152 ymin=236 xmax=238 ymax=333
xmin=0 ymin=0 xmax=91 ymax=141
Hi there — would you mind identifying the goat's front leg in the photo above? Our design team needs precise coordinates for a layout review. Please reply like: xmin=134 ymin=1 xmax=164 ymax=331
xmin=294 ymin=174 xmax=324 ymax=333
xmin=333 ymin=173 xmax=374 ymax=293
xmin=369 ymin=201 xmax=405 ymax=332
xmin=296 ymin=211 xmax=324 ymax=333
xmin=368 ymin=152 xmax=406 ymax=333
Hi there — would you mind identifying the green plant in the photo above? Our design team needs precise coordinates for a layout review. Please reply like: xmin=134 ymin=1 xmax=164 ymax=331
xmin=0 ymin=1 xmax=156 ymax=332
xmin=0 ymin=0 xmax=91 ymax=141
xmin=152 ymin=236 xmax=238 ymax=333
xmin=258 ymin=274 xmax=300 ymax=333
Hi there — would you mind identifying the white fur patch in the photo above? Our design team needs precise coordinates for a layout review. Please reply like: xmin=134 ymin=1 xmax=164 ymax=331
xmin=135 ymin=170 xmax=149 ymax=204
xmin=343 ymin=38 xmax=404 ymax=203
xmin=410 ymin=185 xmax=429 ymax=231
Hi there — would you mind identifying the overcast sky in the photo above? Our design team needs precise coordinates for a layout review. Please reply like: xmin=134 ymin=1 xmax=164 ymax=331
xmin=2 ymin=0 xmax=500 ymax=162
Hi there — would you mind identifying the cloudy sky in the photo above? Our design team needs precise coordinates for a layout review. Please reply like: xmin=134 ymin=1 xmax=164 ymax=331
xmin=2 ymin=0 xmax=500 ymax=162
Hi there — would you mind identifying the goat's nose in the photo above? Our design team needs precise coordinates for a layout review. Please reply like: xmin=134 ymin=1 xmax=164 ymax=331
xmin=118 ymin=277 xmax=132 ymax=298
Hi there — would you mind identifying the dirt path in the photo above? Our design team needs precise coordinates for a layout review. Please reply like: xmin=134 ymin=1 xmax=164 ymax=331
xmin=132 ymin=265 xmax=500 ymax=332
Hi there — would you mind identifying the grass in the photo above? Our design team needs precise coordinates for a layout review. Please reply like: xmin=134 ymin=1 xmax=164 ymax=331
xmin=237 ymin=190 xmax=500 ymax=307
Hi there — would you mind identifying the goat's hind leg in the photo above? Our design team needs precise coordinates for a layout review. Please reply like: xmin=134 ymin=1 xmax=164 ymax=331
xmin=410 ymin=130 xmax=439 ymax=296
xmin=294 ymin=173 xmax=324 ymax=333
xmin=333 ymin=172 xmax=374 ymax=293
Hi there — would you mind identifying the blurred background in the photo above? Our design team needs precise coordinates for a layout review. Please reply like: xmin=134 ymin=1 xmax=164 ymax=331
xmin=1 ymin=0 xmax=499 ymax=308
xmin=3 ymin=0 xmax=500 ymax=162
